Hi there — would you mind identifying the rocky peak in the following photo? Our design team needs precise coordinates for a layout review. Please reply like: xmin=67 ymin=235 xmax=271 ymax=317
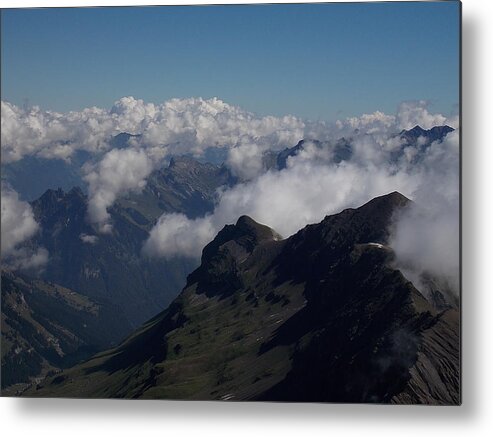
xmin=276 ymin=139 xmax=321 ymax=169
xmin=202 ymin=215 xmax=279 ymax=262
xmin=188 ymin=216 xmax=281 ymax=297
xmin=428 ymin=125 xmax=454 ymax=138
xmin=399 ymin=125 xmax=454 ymax=144
xmin=109 ymin=132 xmax=141 ymax=149
xmin=67 ymin=186 xmax=86 ymax=199
xmin=402 ymin=125 xmax=427 ymax=137
xmin=356 ymin=191 xmax=410 ymax=220
xmin=33 ymin=186 xmax=86 ymax=210
xmin=40 ymin=187 xmax=65 ymax=201
xmin=310 ymin=191 xmax=411 ymax=245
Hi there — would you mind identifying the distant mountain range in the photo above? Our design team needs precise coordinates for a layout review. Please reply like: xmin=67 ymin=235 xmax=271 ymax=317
xmin=398 ymin=125 xmax=454 ymax=146
xmin=1 ymin=126 xmax=458 ymax=400
xmin=1 ymin=125 xmax=454 ymax=201
xmin=25 ymin=192 xmax=459 ymax=403
xmin=265 ymin=124 xmax=455 ymax=171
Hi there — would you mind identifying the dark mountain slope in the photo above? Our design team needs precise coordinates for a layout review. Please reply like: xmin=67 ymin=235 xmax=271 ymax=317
xmin=26 ymin=156 xmax=232 ymax=331
xmin=29 ymin=187 xmax=194 ymax=336
xmin=2 ymin=156 xmax=233 ymax=392
xmin=2 ymin=156 xmax=234 ymax=388
xmin=1 ymin=270 xmax=121 ymax=393
xmin=26 ymin=192 xmax=459 ymax=404
xmin=116 ymin=156 xmax=233 ymax=230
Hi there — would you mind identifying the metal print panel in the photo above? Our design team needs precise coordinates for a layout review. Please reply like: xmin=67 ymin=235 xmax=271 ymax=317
xmin=0 ymin=1 xmax=461 ymax=404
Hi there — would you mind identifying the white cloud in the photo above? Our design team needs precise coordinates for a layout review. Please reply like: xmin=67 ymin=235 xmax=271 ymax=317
xmin=214 ymin=161 xmax=416 ymax=238
xmin=79 ymin=233 xmax=98 ymax=244
xmin=5 ymin=247 xmax=50 ymax=271
xmin=143 ymin=151 xmax=420 ymax=259
xmin=390 ymin=202 xmax=459 ymax=295
xmin=1 ymin=97 xmax=458 ymax=166
xmin=390 ymin=130 xmax=460 ymax=294
xmin=332 ymin=101 xmax=458 ymax=139
xmin=345 ymin=110 xmax=396 ymax=133
xmin=2 ymin=96 xmax=459 ymax=288
xmin=1 ymin=185 xmax=48 ymax=270
xmin=0 ymin=100 xmax=114 ymax=163
xmin=226 ymin=141 xmax=266 ymax=180
xmin=1 ymin=96 xmax=306 ymax=164
xmin=1 ymin=186 xmax=40 ymax=254
xmin=142 ymin=213 xmax=216 ymax=259
xmin=144 ymin=125 xmax=459 ymax=302
xmin=84 ymin=148 xmax=153 ymax=232
xmin=1 ymin=96 xmax=311 ymax=226
xmin=396 ymin=100 xmax=457 ymax=130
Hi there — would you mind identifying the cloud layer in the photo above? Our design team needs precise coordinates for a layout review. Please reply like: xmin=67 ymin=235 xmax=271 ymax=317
xmin=1 ymin=185 xmax=48 ymax=270
xmin=142 ymin=111 xmax=459 ymax=295
xmin=142 ymin=158 xmax=417 ymax=261
xmin=1 ymin=96 xmax=308 ymax=165
xmin=1 ymin=97 xmax=458 ymax=167
xmin=83 ymin=148 xmax=153 ymax=232
xmin=2 ymin=96 xmax=311 ymax=228
xmin=390 ymin=129 xmax=460 ymax=294
xmin=1 ymin=96 xmax=459 ymax=293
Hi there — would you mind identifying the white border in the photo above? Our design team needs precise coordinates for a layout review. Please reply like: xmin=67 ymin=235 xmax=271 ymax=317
xmin=2 ymin=0 xmax=493 ymax=436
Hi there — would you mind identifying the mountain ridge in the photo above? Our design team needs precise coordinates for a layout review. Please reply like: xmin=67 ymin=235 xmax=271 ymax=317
xmin=24 ymin=191 xmax=459 ymax=404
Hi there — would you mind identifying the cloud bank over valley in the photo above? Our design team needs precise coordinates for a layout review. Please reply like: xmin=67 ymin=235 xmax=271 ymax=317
xmin=1 ymin=184 xmax=49 ymax=270
xmin=1 ymin=96 xmax=459 ymax=292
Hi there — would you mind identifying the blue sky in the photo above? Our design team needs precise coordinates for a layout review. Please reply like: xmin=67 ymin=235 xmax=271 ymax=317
xmin=1 ymin=2 xmax=460 ymax=120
